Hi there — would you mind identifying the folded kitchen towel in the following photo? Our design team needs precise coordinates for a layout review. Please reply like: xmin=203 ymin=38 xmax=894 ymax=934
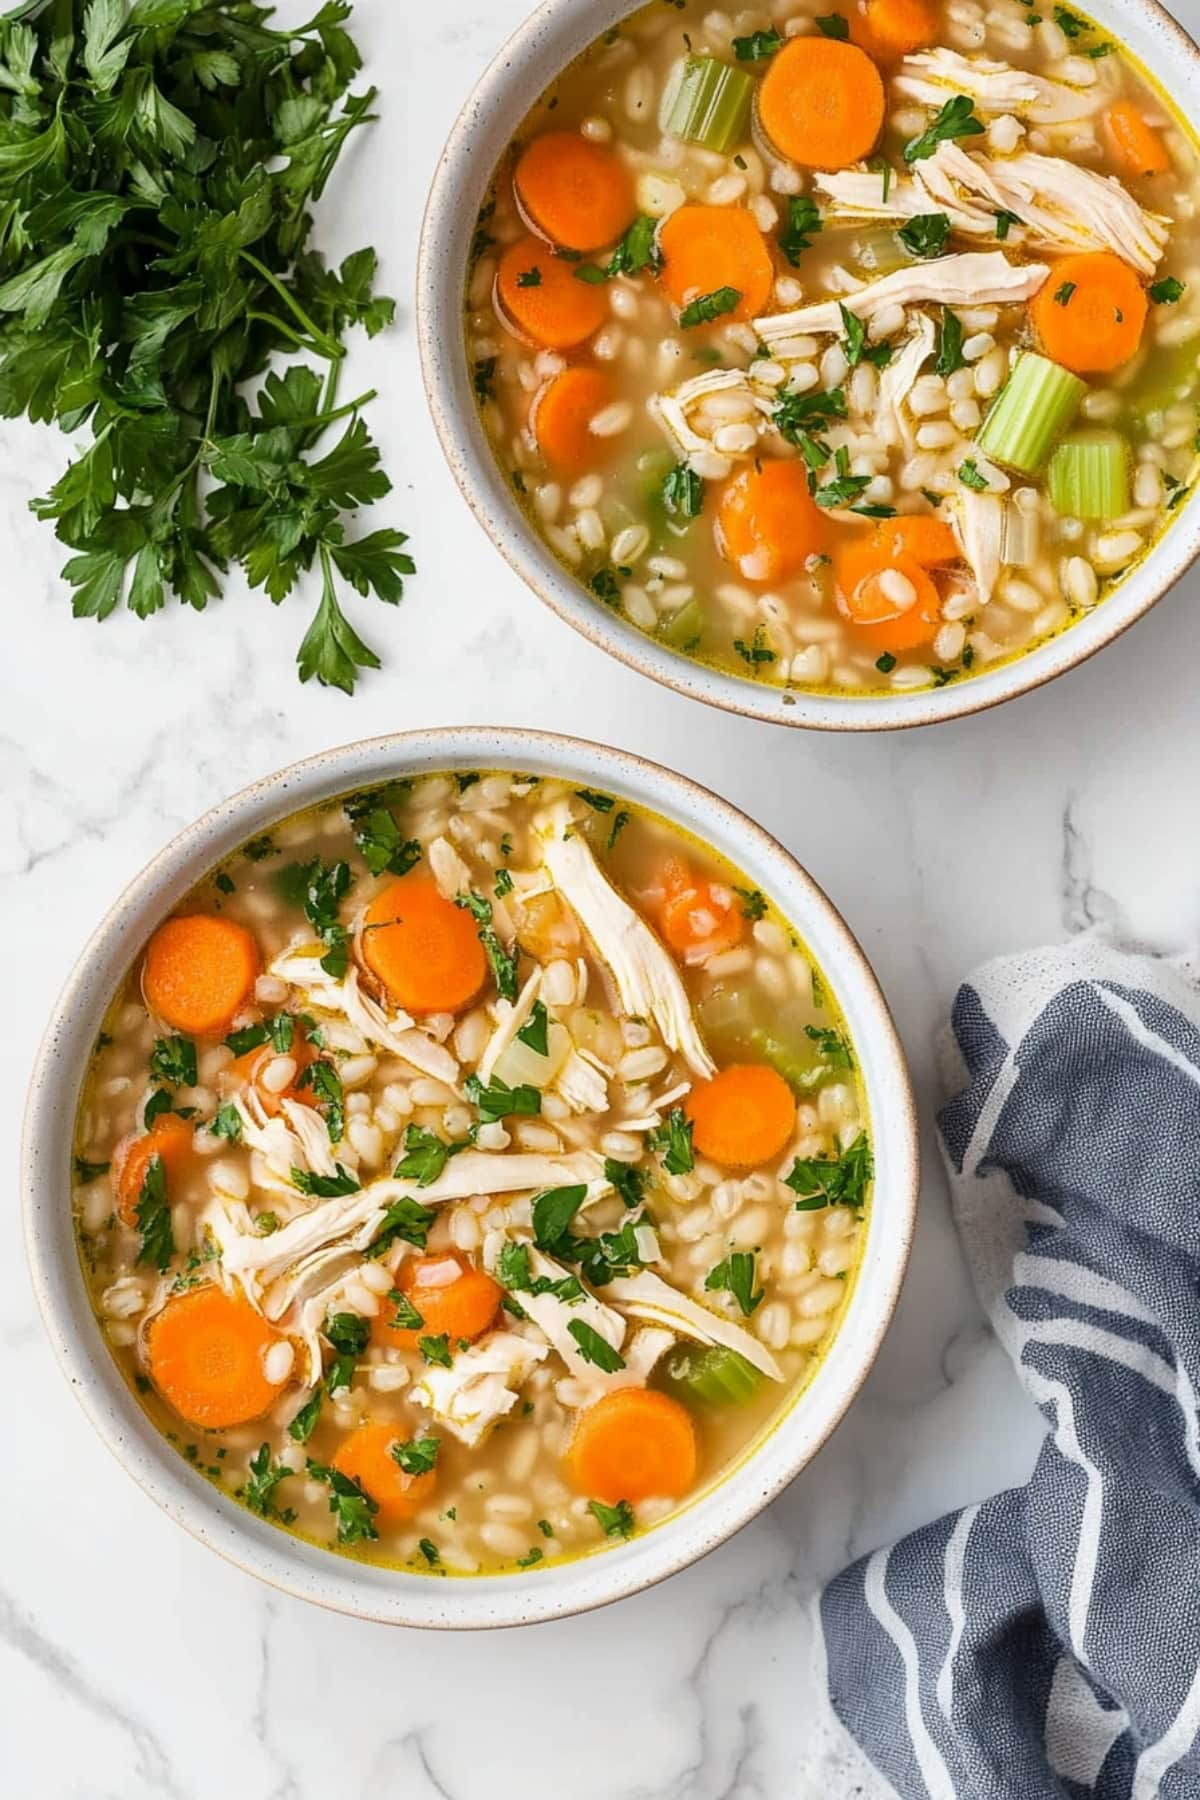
xmin=819 ymin=937 xmax=1200 ymax=1799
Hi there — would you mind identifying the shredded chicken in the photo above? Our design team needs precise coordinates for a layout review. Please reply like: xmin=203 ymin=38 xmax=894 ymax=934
xmin=409 ymin=1330 xmax=549 ymax=1448
xmin=877 ymin=313 xmax=936 ymax=453
xmin=555 ymin=1327 xmax=676 ymax=1408
xmin=554 ymin=1047 xmax=610 ymax=1115
xmin=428 ymin=835 xmax=473 ymax=900
xmin=950 ymin=489 xmax=1006 ymax=604
xmin=477 ymin=968 xmax=542 ymax=1084
xmin=894 ymin=48 xmax=1107 ymax=124
xmin=537 ymin=810 xmax=715 ymax=1080
xmin=651 ymin=366 xmax=778 ymax=461
xmin=267 ymin=944 xmax=460 ymax=1088
xmin=605 ymin=1269 xmax=784 ymax=1380
xmin=754 ymin=252 xmax=1049 ymax=341
xmin=508 ymin=1246 xmax=628 ymax=1384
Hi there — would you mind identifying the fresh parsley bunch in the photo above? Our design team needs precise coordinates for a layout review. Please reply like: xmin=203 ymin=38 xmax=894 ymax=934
xmin=0 ymin=0 xmax=411 ymax=693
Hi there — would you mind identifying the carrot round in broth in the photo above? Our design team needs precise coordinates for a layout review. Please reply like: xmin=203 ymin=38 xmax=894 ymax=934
xmin=873 ymin=514 xmax=960 ymax=568
xmin=686 ymin=1064 xmax=797 ymax=1169
xmin=370 ymin=1252 xmax=502 ymax=1352
xmin=1030 ymin=253 xmax=1147 ymax=375
xmin=514 ymin=131 xmax=637 ymax=252
xmin=532 ymin=366 xmax=618 ymax=471
xmin=757 ymin=38 xmax=885 ymax=170
xmin=362 ymin=875 xmax=489 ymax=1014
xmin=115 ymin=1113 xmax=194 ymax=1225
xmin=147 ymin=1286 xmax=288 ymax=1429
xmin=1104 ymin=101 xmax=1170 ymax=178
xmin=850 ymin=0 xmax=939 ymax=59
xmin=657 ymin=857 xmax=745 ymax=963
xmin=716 ymin=459 xmax=828 ymax=584
xmin=332 ymin=1422 xmax=437 ymax=1524
xmin=496 ymin=235 xmax=611 ymax=350
xmin=658 ymin=205 xmax=774 ymax=323
xmin=834 ymin=541 xmax=942 ymax=654
xmin=143 ymin=913 xmax=260 ymax=1038
xmin=569 ymin=1388 xmax=698 ymax=1504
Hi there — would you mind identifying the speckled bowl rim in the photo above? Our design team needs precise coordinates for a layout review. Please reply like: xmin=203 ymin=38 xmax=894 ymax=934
xmin=22 ymin=728 xmax=918 ymax=1629
xmin=417 ymin=0 xmax=1200 ymax=732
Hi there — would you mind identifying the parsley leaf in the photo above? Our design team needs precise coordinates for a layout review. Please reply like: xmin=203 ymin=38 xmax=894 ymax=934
xmin=391 ymin=1435 xmax=440 ymax=1475
xmin=393 ymin=1123 xmax=467 ymax=1187
xmin=291 ymin=1164 xmax=360 ymax=1198
xmin=898 ymin=213 xmax=950 ymax=258
xmin=306 ymin=1459 xmax=378 ymax=1545
xmin=732 ymin=26 xmax=784 ymax=57
xmin=568 ymin=1319 xmax=626 ymax=1371
xmin=1150 ymin=277 xmax=1185 ymax=304
xmin=903 ymin=94 xmax=984 ymax=164
xmin=589 ymin=1497 xmax=635 ymax=1539
xmin=816 ymin=13 xmax=849 ymax=37
xmin=134 ymin=1154 xmax=174 ymax=1272
xmin=779 ymin=195 xmax=822 ymax=267
xmin=241 ymin=1444 xmax=294 ymax=1522
xmin=735 ymin=885 xmax=767 ymax=920
xmin=574 ymin=215 xmax=663 ymax=284
xmin=370 ymin=1194 xmax=436 ymax=1255
xmin=464 ymin=1072 xmax=541 ymax=1124
xmin=784 ymin=1131 xmax=873 ymax=1210
xmin=679 ymin=286 xmax=741 ymax=327
xmin=343 ymin=789 xmax=421 ymax=877
xmin=517 ymin=999 xmax=550 ymax=1055
xmin=705 ymin=1251 xmax=764 ymax=1316
xmin=662 ymin=462 xmax=705 ymax=518
xmin=934 ymin=307 xmax=965 ymax=377
xmin=605 ymin=1158 xmax=649 ymax=1210
xmin=149 ymin=1034 xmax=196 ymax=1088
xmin=419 ymin=1333 xmax=453 ymax=1368
xmin=650 ymin=1107 xmax=694 ymax=1175
xmin=385 ymin=1290 xmax=424 ymax=1330
xmin=454 ymin=891 xmax=518 ymax=1001
xmin=289 ymin=1393 xmax=322 ymax=1444
xmin=532 ymin=1184 xmax=589 ymax=1249
xmin=210 ymin=1103 xmax=244 ymax=1143
xmin=957 ymin=459 xmax=989 ymax=492
xmin=295 ymin=1059 xmax=344 ymax=1143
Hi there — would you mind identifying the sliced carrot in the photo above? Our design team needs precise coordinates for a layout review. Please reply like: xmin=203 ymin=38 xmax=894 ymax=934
xmin=1030 ymin=252 xmax=1147 ymax=376
xmin=361 ymin=874 xmax=489 ymax=1015
xmin=115 ymin=1113 xmax=195 ymax=1227
xmin=833 ymin=541 xmax=941 ymax=654
xmin=514 ymin=131 xmax=637 ymax=253
xmin=568 ymin=1388 xmax=698 ymax=1504
xmin=757 ymin=38 xmax=885 ymax=171
xmin=144 ymin=914 xmax=260 ymax=1039
xmin=331 ymin=1422 xmax=437 ymax=1524
xmin=222 ymin=1023 xmax=316 ymax=1119
xmin=146 ymin=1286 xmax=287 ymax=1429
xmin=495 ymin=235 xmax=610 ymax=350
xmin=658 ymin=205 xmax=774 ymax=324
xmin=850 ymin=0 xmax=938 ymax=59
xmin=686 ymin=1064 xmax=797 ymax=1168
xmin=371 ymin=1251 xmax=502 ymax=1352
xmin=532 ymin=366 xmax=618 ymax=472
xmin=656 ymin=857 xmax=745 ymax=964
xmin=1105 ymin=101 xmax=1170 ymax=178
xmin=873 ymin=513 xmax=960 ymax=567
xmin=715 ymin=459 xmax=828 ymax=584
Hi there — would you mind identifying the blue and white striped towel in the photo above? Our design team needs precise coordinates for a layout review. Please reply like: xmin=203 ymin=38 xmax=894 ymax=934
xmin=820 ymin=938 xmax=1200 ymax=1799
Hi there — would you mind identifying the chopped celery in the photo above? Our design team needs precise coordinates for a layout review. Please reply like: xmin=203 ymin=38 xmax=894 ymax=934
xmin=660 ymin=55 xmax=753 ymax=154
xmin=1047 ymin=431 xmax=1130 ymax=520
xmin=1124 ymin=337 xmax=1200 ymax=425
xmin=660 ymin=1345 xmax=763 ymax=1408
xmin=659 ymin=596 xmax=703 ymax=648
xmin=975 ymin=351 xmax=1085 ymax=475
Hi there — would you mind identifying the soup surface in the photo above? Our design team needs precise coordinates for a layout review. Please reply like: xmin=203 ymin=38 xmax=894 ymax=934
xmin=74 ymin=771 xmax=871 ymax=1575
xmin=467 ymin=0 xmax=1200 ymax=698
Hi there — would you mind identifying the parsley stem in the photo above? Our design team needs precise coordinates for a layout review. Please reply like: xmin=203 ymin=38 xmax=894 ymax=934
xmin=240 ymin=252 xmax=343 ymax=359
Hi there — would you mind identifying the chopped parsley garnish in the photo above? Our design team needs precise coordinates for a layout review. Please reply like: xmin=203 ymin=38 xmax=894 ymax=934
xmin=214 ymin=872 xmax=235 ymax=896
xmin=134 ymin=1155 xmax=174 ymax=1273
xmin=839 ymin=303 xmax=891 ymax=370
xmin=306 ymin=1460 xmax=379 ymax=1545
xmin=473 ymin=357 xmax=497 ymax=402
xmin=735 ymin=886 xmax=767 ymax=920
xmin=455 ymin=891 xmax=518 ymax=1002
xmin=516 ymin=267 xmax=542 ymax=288
xmin=393 ymin=1123 xmax=467 ymax=1187
xmin=255 ymin=1212 xmax=279 ymax=1236
xmin=291 ymin=1164 xmax=360 ymax=1198
xmin=1053 ymin=5 xmax=1088 ymax=35
xmin=568 ymin=1319 xmax=626 ymax=1372
xmin=994 ymin=210 xmax=1021 ymax=241
xmin=732 ymin=26 xmax=784 ymax=57
xmin=662 ymin=462 xmax=705 ymax=518
xmin=418 ymin=1537 xmax=439 ymax=1565
xmin=898 ymin=213 xmax=950 ymax=258
xmin=517 ymin=999 xmax=550 ymax=1056
xmin=876 ymin=651 xmax=897 ymax=672
xmin=288 ymin=1394 xmax=322 ymax=1444
xmin=679 ymin=286 xmax=741 ymax=328
xmin=1150 ymin=277 xmax=1185 ymax=305
xmin=149 ymin=1035 xmax=197 ymax=1089
xmin=651 ymin=1107 xmax=694 ymax=1175
xmin=493 ymin=867 xmax=514 ymax=898
xmin=814 ymin=445 xmax=872 ymax=510
xmin=576 ymin=788 xmax=615 ymax=813
xmin=244 ymin=837 xmax=278 ymax=863
xmin=532 ymin=1184 xmax=589 ymax=1249
xmin=604 ymin=1158 xmax=649 ymax=1210
xmin=343 ymin=787 xmax=422 ymax=877
xmin=385 ymin=1290 xmax=425 ymax=1330
xmin=1053 ymin=281 xmax=1077 ymax=306
xmin=607 ymin=809 xmax=632 ymax=850
xmin=785 ymin=1130 xmax=873 ymax=1211
xmin=517 ymin=1546 xmax=544 ymax=1568
xmin=209 ymin=1103 xmax=244 ymax=1144
xmin=241 ymin=1445 xmax=295 ymax=1522
xmin=295 ymin=1059 xmax=344 ymax=1143
xmin=538 ymin=1517 xmax=554 ymax=1538
xmin=779 ymin=194 xmax=822 ymax=267
xmin=705 ymin=1251 xmax=764 ymax=1317
xmin=733 ymin=625 xmax=777 ymax=666
xmin=589 ymin=566 xmax=623 ymax=606
xmin=370 ymin=1194 xmax=437 ymax=1254
xmin=418 ymin=1333 xmax=453 ymax=1368
xmin=934 ymin=307 xmax=965 ymax=377
xmin=816 ymin=10 xmax=849 ymax=33
xmin=324 ymin=1311 xmax=370 ymax=1394
xmin=957 ymin=459 xmax=990 ymax=492
xmin=589 ymin=1497 xmax=635 ymax=1539
xmin=573 ymin=215 xmax=662 ymax=284
xmin=279 ymin=857 xmax=352 ymax=978
xmin=464 ymin=1072 xmax=542 ymax=1124
xmin=903 ymin=94 xmax=984 ymax=164
xmin=806 ymin=1024 xmax=853 ymax=1069
xmin=391 ymin=1436 xmax=440 ymax=1475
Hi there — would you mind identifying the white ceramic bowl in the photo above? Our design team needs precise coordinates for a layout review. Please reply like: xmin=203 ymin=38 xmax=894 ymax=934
xmin=23 ymin=729 xmax=918 ymax=1627
xmin=418 ymin=0 xmax=1200 ymax=731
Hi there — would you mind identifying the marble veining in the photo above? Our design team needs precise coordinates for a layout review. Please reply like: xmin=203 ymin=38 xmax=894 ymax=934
xmin=6 ymin=0 xmax=1200 ymax=1792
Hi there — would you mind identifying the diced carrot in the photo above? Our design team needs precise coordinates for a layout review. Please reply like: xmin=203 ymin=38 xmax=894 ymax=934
xmin=532 ymin=366 xmax=618 ymax=472
xmin=514 ymin=130 xmax=637 ymax=253
xmin=833 ymin=541 xmax=941 ymax=654
xmin=872 ymin=514 xmax=960 ymax=567
xmin=850 ymin=0 xmax=938 ymax=59
xmin=114 ymin=1113 xmax=195 ymax=1227
xmin=495 ymin=235 xmax=610 ymax=350
xmin=361 ymin=874 xmax=488 ymax=1015
xmin=1105 ymin=101 xmax=1170 ymax=178
xmin=656 ymin=858 xmax=745 ymax=964
xmin=658 ymin=205 xmax=774 ymax=323
xmin=331 ymin=1422 xmax=437 ymax=1524
xmin=757 ymin=38 xmax=885 ymax=170
xmin=1030 ymin=252 xmax=1147 ymax=375
xmin=143 ymin=914 xmax=260 ymax=1039
xmin=371 ymin=1252 xmax=502 ymax=1352
xmin=686 ymin=1064 xmax=797 ymax=1168
xmin=715 ymin=459 xmax=828 ymax=584
xmin=146 ymin=1286 xmax=288 ymax=1429
xmin=222 ymin=1022 xmax=316 ymax=1119
xmin=568 ymin=1388 xmax=698 ymax=1504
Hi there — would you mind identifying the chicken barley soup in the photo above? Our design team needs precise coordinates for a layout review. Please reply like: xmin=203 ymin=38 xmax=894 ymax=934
xmin=74 ymin=772 xmax=871 ymax=1575
xmin=467 ymin=0 xmax=1200 ymax=697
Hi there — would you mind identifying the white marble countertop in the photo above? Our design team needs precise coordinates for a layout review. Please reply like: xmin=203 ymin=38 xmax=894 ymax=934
xmin=6 ymin=1 xmax=1200 ymax=1793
